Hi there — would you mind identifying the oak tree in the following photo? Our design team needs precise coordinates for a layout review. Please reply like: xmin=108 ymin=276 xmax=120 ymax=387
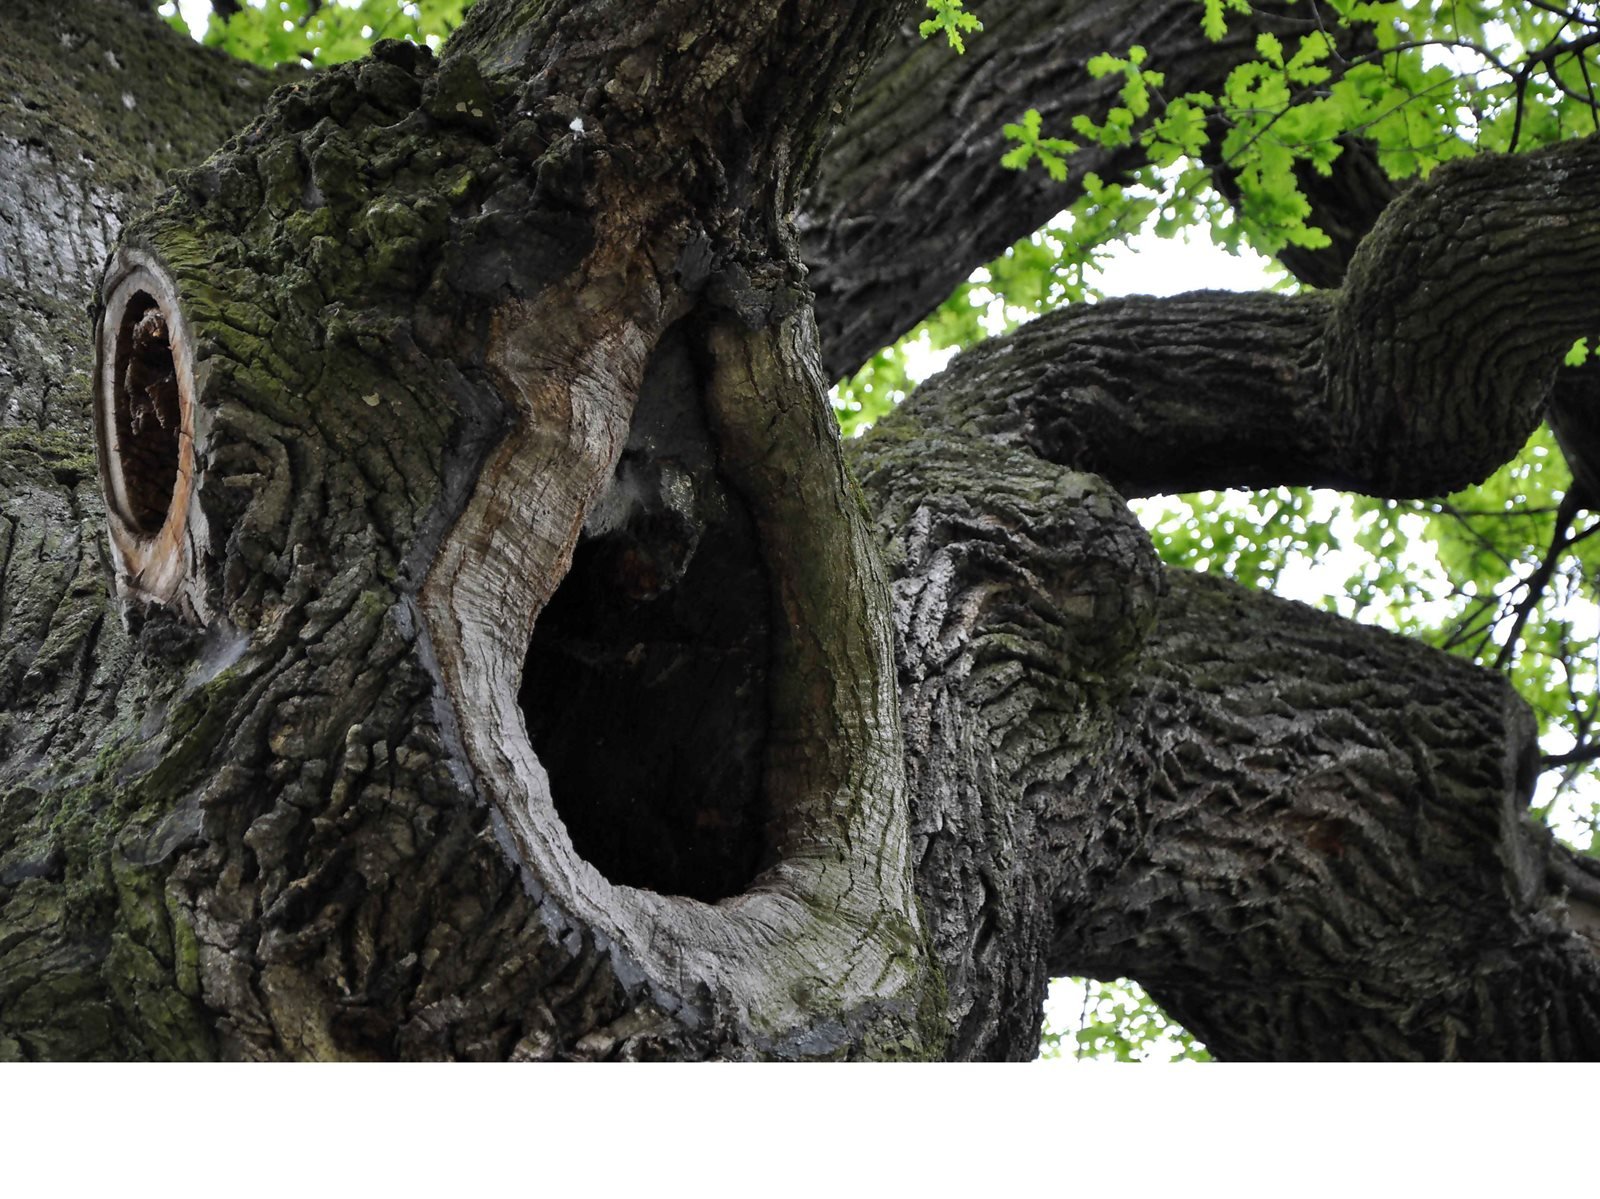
xmin=2 ymin=0 xmax=1598 ymax=1061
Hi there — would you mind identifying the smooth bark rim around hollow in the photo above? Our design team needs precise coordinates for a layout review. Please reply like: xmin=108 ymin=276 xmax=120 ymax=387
xmin=94 ymin=247 xmax=213 ymax=623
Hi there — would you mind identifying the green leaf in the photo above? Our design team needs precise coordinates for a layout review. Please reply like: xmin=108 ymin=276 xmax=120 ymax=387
xmin=1199 ymin=0 xmax=1252 ymax=43
xmin=919 ymin=0 xmax=984 ymax=54
xmin=1086 ymin=51 xmax=1122 ymax=79
xmin=1002 ymin=108 xmax=1079 ymax=178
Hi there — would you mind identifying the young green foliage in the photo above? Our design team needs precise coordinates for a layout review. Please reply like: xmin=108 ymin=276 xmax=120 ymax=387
xmin=164 ymin=0 xmax=472 ymax=68
xmin=1038 ymin=977 xmax=1212 ymax=1063
xmin=1002 ymin=2 xmax=1600 ymax=264
xmin=1001 ymin=109 xmax=1078 ymax=180
xmin=1200 ymin=0 xmax=1254 ymax=43
xmin=920 ymin=0 xmax=984 ymax=54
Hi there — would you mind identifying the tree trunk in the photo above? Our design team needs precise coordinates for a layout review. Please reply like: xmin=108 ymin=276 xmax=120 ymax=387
xmin=3 ymin=0 xmax=940 ymax=1062
xmin=2 ymin=0 xmax=1597 ymax=1061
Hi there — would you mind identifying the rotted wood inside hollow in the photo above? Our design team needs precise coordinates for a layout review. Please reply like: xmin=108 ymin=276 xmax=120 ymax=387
xmin=95 ymin=257 xmax=201 ymax=613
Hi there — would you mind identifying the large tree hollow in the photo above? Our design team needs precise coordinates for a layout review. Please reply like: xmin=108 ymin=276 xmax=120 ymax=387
xmin=109 ymin=292 xmax=182 ymax=535
xmin=519 ymin=327 xmax=772 ymax=903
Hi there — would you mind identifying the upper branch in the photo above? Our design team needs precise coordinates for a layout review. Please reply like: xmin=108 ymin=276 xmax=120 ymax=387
xmin=802 ymin=0 xmax=1371 ymax=380
xmin=867 ymin=135 xmax=1600 ymax=501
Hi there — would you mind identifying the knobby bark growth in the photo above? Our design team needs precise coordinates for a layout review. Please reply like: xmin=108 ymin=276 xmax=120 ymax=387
xmin=1 ymin=0 xmax=1597 ymax=1061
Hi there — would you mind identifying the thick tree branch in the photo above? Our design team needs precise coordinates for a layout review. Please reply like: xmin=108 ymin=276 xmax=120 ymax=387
xmin=803 ymin=0 xmax=1398 ymax=380
xmin=801 ymin=0 xmax=1600 ymax=512
xmin=848 ymin=126 xmax=1600 ymax=1059
xmin=866 ymin=135 xmax=1600 ymax=501
xmin=1051 ymin=572 xmax=1600 ymax=1061
xmin=852 ymin=429 xmax=1163 ymax=1057
xmin=854 ymin=338 xmax=1600 ymax=1060
xmin=802 ymin=0 xmax=1338 ymax=380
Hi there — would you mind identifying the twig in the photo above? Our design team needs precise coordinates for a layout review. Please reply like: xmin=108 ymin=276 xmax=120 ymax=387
xmin=1494 ymin=489 xmax=1583 ymax=670
xmin=1541 ymin=741 xmax=1600 ymax=769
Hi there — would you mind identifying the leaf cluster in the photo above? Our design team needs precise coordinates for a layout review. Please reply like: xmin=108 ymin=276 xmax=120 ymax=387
xmin=919 ymin=0 xmax=984 ymax=54
xmin=163 ymin=0 xmax=471 ymax=68
xmin=1000 ymin=2 xmax=1600 ymax=261
xmin=1038 ymin=977 xmax=1212 ymax=1063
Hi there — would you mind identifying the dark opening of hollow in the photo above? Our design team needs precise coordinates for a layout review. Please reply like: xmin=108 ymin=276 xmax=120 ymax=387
xmin=112 ymin=293 xmax=182 ymax=535
xmin=519 ymin=327 xmax=771 ymax=903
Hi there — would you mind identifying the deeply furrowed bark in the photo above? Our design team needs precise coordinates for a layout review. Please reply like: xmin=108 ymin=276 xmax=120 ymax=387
xmin=852 ymin=430 xmax=1163 ymax=1058
xmin=1055 ymin=573 xmax=1600 ymax=1061
xmin=848 ymin=128 xmax=1600 ymax=1061
xmin=807 ymin=2 xmax=1600 ymax=1058
xmin=0 ymin=0 xmax=276 ymax=1059
xmin=1 ymin=0 xmax=947 ymax=1061
xmin=854 ymin=295 xmax=1600 ymax=1060
xmin=852 ymin=424 xmax=1600 ymax=1058
xmin=801 ymin=0 xmax=1600 ymax=515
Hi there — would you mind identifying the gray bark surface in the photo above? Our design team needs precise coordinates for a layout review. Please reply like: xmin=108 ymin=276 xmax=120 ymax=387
xmin=869 ymin=133 xmax=1600 ymax=503
xmin=1059 ymin=572 xmax=1600 ymax=1061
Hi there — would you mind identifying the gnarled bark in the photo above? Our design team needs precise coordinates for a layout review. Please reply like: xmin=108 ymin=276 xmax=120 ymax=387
xmin=850 ymin=128 xmax=1600 ymax=1061
xmin=2 ymin=0 xmax=944 ymax=1062
xmin=1056 ymin=571 xmax=1600 ymax=1061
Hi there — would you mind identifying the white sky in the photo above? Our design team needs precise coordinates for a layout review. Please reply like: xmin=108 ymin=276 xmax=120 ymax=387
xmin=174 ymin=0 xmax=213 ymax=28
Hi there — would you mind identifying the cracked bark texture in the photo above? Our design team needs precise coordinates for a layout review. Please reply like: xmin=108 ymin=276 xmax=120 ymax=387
xmin=851 ymin=132 xmax=1600 ymax=1059
xmin=798 ymin=0 xmax=1600 ymax=507
xmin=1052 ymin=572 xmax=1600 ymax=1061
xmin=2 ymin=0 xmax=940 ymax=1062
xmin=2 ymin=0 xmax=1599 ymax=1061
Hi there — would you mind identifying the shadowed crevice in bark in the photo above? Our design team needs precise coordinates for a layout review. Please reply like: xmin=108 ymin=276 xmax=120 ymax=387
xmin=107 ymin=298 xmax=181 ymax=534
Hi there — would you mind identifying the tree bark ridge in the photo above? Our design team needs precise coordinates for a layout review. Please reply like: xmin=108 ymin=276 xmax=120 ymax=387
xmin=803 ymin=0 xmax=1363 ymax=380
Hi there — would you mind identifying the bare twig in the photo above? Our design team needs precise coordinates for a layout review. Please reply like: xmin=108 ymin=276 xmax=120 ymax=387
xmin=1494 ymin=490 xmax=1584 ymax=671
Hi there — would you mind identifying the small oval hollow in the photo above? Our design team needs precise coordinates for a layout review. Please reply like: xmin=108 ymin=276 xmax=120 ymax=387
xmin=109 ymin=292 xmax=183 ymax=536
